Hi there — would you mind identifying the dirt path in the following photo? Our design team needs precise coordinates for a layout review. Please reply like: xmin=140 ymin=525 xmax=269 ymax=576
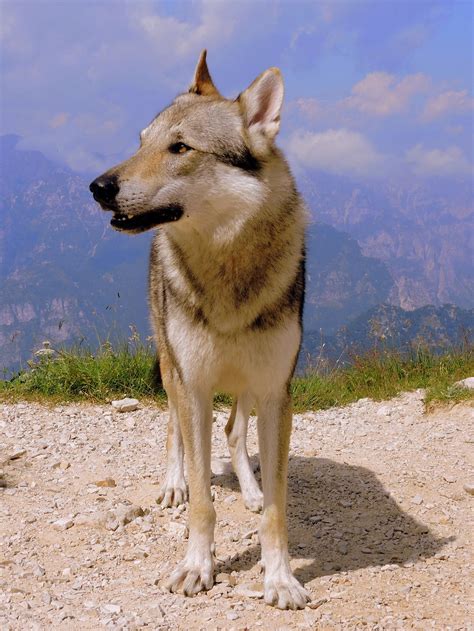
xmin=1 ymin=392 xmax=473 ymax=630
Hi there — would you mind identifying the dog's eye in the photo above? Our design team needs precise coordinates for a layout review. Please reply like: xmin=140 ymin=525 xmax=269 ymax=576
xmin=169 ymin=142 xmax=192 ymax=154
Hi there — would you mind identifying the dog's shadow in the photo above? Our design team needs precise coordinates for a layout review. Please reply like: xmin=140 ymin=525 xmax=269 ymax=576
xmin=212 ymin=456 xmax=450 ymax=583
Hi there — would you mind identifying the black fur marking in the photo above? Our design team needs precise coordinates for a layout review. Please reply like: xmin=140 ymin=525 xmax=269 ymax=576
xmin=218 ymin=147 xmax=261 ymax=174
xmin=168 ymin=236 xmax=205 ymax=297
xmin=166 ymin=279 xmax=209 ymax=327
xmin=250 ymin=251 xmax=306 ymax=332
xmin=161 ymin=283 xmax=184 ymax=384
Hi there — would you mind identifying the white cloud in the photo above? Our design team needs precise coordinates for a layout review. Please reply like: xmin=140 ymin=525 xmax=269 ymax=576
xmin=344 ymin=72 xmax=430 ymax=116
xmin=288 ymin=128 xmax=386 ymax=177
xmin=421 ymin=90 xmax=474 ymax=121
xmin=135 ymin=1 xmax=243 ymax=60
xmin=291 ymin=98 xmax=323 ymax=121
xmin=406 ymin=144 xmax=472 ymax=177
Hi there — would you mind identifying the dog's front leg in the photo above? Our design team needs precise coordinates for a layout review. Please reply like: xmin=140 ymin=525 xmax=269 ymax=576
xmin=257 ymin=391 xmax=310 ymax=609
xmin=157 ymin=397 xmax=187 ymax=508
xmin=165 ymin=387 xmax=215 ymax=596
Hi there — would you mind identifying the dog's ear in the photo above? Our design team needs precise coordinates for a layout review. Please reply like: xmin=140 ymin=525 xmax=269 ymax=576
xmin=189 ymin=50 xmax=221 ymax=97
xmin=239 ymin=68 xmax=284 ymax=141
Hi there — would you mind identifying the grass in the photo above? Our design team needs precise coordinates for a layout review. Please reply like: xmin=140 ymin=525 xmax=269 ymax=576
xmin=1 ymin=343 xmax=473 ymax=411
xmin=292 ymin=346 xmax=474 ymax=412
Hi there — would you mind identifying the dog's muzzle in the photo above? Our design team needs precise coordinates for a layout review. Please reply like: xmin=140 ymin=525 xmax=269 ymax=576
xmin=89 ymin=175 xmax=120 ymax=210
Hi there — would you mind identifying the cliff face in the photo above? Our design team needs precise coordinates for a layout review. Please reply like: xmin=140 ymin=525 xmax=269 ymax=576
xmin=300 ymin=172 xmax=474 ymax=311
xmin=0 ymin=135 xmax=151 ymax=372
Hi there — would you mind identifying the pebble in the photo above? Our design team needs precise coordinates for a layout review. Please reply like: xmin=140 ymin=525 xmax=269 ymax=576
xmin=9 ymin=449 xmax=27 ymax=461
xmin=101 ymin=603 xmax=121 ymax=615
xmin=167 ymin=522 xmax=188 ymax=539
xmin=453 ymin=377 xmax=474 ymax=390
xmin=233 ymin=582 xmax=264 ymax=599
xmin=216 ymin=572 xmax=235 ymax=585
xmin=226 ymin=612 xmax=240 ymax=620
xmin=94 ymin=478 xmax=116 ymax=488
xmin=463 ymin=482 xmax=474 ymax=496
xmin=111 ymin=398 xmax=139 ymax=412
xmin=53 ymin=517 xmax=74 ymax=530
xmin=412 ymin=495 xmax=423 ymax=505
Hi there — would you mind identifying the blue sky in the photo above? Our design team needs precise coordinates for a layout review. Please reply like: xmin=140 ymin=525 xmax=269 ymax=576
xmin=1 ymin=0 xmax=472 ymax=181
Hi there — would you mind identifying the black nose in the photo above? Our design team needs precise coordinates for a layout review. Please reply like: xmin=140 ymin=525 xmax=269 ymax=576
xmin=89 ymin=175 xmax=120 ymax=207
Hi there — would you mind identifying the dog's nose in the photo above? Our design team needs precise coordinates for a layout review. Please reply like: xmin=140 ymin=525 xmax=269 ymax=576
xmin=89 ymin=175 xmax=120 ymax=206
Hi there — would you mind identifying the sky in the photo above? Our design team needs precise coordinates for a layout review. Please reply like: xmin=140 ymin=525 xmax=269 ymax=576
xmin=1 ymin=0 xmax=473 ymax=182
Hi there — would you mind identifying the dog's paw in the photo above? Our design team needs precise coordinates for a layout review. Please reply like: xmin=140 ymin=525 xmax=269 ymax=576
xmin=164 ymin=553 xmax=214 ymax=596
xmin=242 ymin=486 xmax=263 ymax=513
xmin=264 ymin=569 xmax=310 ymax=610
xmin=157 ymin=479 xmax=187 ymax=508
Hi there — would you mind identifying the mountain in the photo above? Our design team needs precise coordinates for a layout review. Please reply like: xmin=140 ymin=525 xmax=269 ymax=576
xmin=0 ymin=135 xmax=393 ymax=373
xmin=299 ymin=171 xmax=474 ymax=311
xmin=302 ymin=303 xmax=474 ymax=368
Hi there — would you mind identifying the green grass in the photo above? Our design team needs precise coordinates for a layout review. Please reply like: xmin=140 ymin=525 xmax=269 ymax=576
xmin=1 ymin=343 xmax=473 ymax=411
xmin=292 ymin=346 xmax=474 ymax=412
xmin=0 ymin=343 xmax=165 ymax=405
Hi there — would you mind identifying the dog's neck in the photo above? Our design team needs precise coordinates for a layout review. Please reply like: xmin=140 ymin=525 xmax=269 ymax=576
xmin=157 ymin=165 xmax=305 ymax=333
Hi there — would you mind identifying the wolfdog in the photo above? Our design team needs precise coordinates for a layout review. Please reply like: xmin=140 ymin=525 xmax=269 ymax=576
xmin=90 ymin=51 xmax=309 ymax=609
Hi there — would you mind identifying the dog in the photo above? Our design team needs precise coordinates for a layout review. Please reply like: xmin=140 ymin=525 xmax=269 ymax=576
xmin=90 ymin=50 xmax=309 ymax=610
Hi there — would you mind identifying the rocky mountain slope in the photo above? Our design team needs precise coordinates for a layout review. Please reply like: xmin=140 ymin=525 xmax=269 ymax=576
xmin=300 ymin=171 xmax=474 ymax=311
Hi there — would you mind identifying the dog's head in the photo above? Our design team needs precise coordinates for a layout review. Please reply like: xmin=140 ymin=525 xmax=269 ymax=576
xmin=89 ymin=51 xmax=284 ymax=234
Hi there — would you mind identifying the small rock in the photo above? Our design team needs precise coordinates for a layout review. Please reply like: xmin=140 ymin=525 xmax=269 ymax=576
xmin=224 ymin=494 xmax=237 ymax=504
xmin=234 ymin=582 xmax=264 ymax=599
xmin=32 ymin=563 xmax=46 ymax=577
xmin=242 ymin=528 xmax=258 ymax=540
xmin=9 ymin=449 xmax=26 ymax=461
xmin=114 ymin=504 xmax=145 ymax=526
xmin=41 ymin=592 xmax=52 ymax=605
xmin=53 ymin=517 xmax=74 ymax=531
xmin=167 ymin=522 xmax=188 ymax=539
xmin=411 ymin=495 xmax=423 ymax=505
xmin=443 ymin=475 xmax=457 ymax=484
xmin=111 ymin=398 xmax=139 ymax=412
xmin=226 ymin=612 xmax=239 ymax=620
xmin=59 ymin=461 xmax=70 ymax=470
xmin=463 ymin=482 xmax=474 ymax=496
xmin=94 ymin=478 xmax=116 ymax=488
xmin=453 ymin=377 xmax=474 ymax=390
xmin=101 ymin=603 xmax=121 ymax=615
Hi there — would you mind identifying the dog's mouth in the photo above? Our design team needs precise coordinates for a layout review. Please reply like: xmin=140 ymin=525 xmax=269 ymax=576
xmin=110 ymin=204 xmax=184 ymax=233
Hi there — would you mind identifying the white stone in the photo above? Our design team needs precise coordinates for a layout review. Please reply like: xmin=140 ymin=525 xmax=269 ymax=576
xmin=234 ymin=582 xmax=264 ymax=599
xmin=454 ymin=377 xmax=474 ymax=390
xmin=53 ymin=517 xmax=74 ymax=530
xmin=111 ymin=398 xmax=139 ymax=412
xmin=101 ymin=603 xmax=121 ymax=615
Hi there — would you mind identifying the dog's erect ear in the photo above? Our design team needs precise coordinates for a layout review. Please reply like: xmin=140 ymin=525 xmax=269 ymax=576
xmin=189 ymin=49 xmax=221 ymax=97
xmin=239 ymin=68 xmax=284 ymax=140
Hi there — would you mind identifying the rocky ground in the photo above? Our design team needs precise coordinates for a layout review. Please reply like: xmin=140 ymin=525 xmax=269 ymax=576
xmin=1 ymin=392 xmax=473 ymax=630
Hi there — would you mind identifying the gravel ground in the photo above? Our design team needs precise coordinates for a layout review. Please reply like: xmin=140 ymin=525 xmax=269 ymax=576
xmin=1 ymin=391 xmax=473 ymax=630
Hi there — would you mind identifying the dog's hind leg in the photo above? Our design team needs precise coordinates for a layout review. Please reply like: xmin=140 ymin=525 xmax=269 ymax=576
xmin=256 ymin=390 xmax=310 ymax=609
xmin=165 ymin=386 xmax=215 ymax=596
xmin=225 ymin=393 xmax=263 ymax=513
xmin=157 ymin=396 xmax=187 ymax=508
